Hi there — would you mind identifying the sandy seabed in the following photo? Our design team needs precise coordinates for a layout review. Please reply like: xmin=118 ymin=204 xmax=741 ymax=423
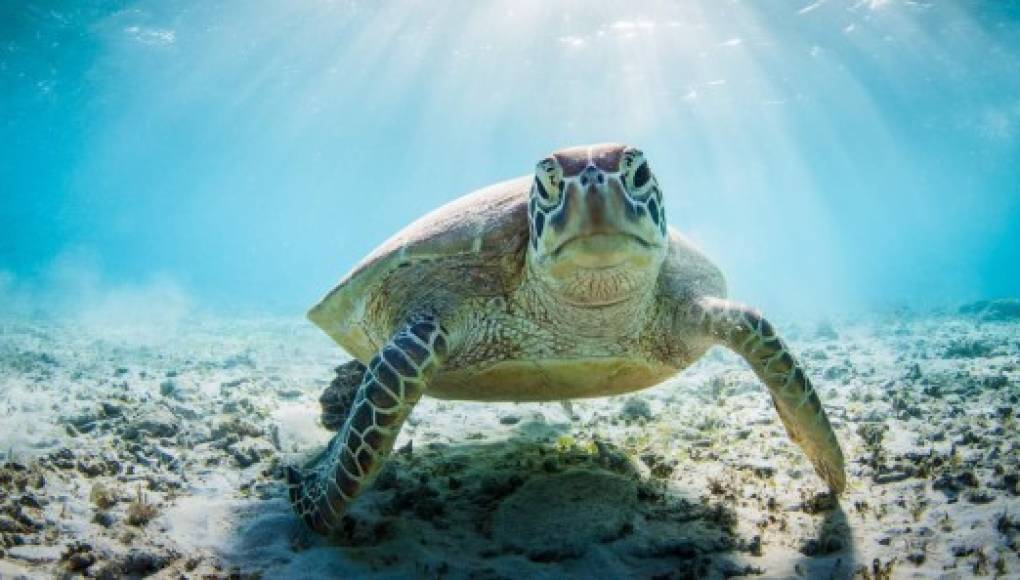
xmin=0 ymin=305 xmax=1018 ymax=579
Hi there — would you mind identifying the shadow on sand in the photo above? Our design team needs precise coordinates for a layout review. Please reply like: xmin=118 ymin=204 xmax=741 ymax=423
xmin=791 ymin=505 xmax=857 ymax=580
xmin=221 ymin=418 xmax=857 ymax=578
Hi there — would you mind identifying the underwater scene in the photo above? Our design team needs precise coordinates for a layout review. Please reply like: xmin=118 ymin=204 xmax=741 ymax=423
xmin=2 ymin=1 xmax=1019 ymax=578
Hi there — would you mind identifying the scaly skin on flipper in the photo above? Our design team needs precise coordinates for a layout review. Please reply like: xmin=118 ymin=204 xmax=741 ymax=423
xmin=287 ymin=314 xmax=448 ymax=533
xmin=690 ymin=297 xmax=846 ymax=494
xmin=319 ymin=360 xmax=367 ymax=431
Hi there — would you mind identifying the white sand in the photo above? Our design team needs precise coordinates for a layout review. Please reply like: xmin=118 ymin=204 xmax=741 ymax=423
xmin=0 ymin=310 xmax=1017 ymax=578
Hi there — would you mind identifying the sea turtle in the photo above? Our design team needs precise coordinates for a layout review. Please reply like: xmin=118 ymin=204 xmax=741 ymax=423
xmin=287 ymin=143 xmax=846 ymax=534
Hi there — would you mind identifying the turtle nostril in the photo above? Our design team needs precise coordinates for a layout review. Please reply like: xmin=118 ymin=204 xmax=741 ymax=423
xmin=580 ymin=165 xmax=603 ymax=188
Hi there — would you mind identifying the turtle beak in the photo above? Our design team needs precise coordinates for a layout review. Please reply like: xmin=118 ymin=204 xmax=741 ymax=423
xmin=577 ymin=165 xmax=611 ymax=234
xmin=568 ymin=166 xmax=645 ymax=242
xmin=549 ymin=175 xmax=655 ymax=263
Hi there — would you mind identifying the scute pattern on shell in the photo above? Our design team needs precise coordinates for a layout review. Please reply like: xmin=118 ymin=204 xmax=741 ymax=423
xmin=308 ymin=176 xmax=532 ymax=362
xmin=658 ymin=229 xmax=727 ymax=305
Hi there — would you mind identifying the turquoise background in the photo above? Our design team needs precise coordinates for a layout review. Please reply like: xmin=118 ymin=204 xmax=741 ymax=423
xmin=2 ymin=1 xmax=1018 ymax=318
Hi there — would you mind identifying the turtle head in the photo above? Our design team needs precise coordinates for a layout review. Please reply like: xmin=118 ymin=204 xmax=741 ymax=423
xmin=526 ymin=143 xmax=668 ymax=307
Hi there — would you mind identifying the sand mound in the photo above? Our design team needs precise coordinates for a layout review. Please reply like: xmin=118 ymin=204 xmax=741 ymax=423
xmin=492 ymin=469 xmax=638 ymax=560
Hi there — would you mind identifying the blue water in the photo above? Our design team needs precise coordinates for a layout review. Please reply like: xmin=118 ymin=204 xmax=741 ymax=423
xmin=2 ymin=1 xmax=1019 ymax=319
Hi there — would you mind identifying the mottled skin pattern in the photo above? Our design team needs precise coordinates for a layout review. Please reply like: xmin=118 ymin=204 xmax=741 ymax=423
xmin=290 ymin=143 xmax=846 ymax=535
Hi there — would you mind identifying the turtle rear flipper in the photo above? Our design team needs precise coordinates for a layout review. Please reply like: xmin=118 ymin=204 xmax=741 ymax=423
xmin=320 ymin=360 xmax=367 ymax=431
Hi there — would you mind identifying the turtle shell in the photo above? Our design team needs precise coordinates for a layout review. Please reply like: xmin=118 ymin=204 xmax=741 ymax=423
xmin=308 ymin=176 xmax=532 ymax=362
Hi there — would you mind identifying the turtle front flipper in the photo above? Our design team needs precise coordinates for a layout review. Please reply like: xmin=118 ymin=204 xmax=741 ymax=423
xmin=690 ymin=297 xmax=846 ymax=494
xmin=287 ymin=314 xmax=448 ymax=534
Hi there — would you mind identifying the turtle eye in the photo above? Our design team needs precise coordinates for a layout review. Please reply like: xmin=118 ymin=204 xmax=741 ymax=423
xmin=625 ymin=150 xmax=654 ymax=199
xmin=633 ymin=162 xmax=650 ymax=189
xmin=533 ymin=158 xmax=562 ymax=208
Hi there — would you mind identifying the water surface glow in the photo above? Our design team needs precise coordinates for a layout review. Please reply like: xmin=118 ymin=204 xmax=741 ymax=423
xmin=2 ymin=1 xmax=1018 ymax=318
